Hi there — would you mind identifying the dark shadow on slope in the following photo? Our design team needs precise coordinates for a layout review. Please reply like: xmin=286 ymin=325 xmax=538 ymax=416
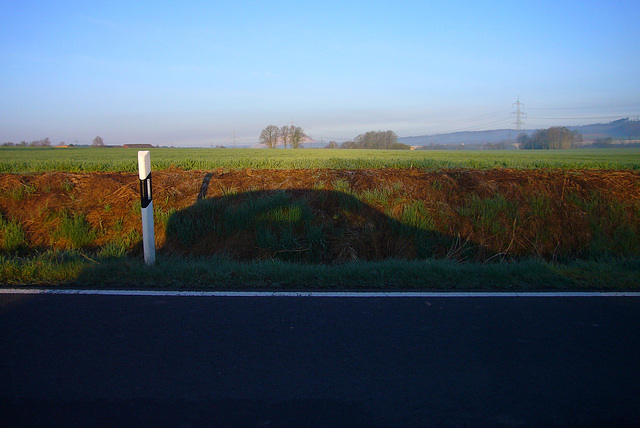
xmin=161 ymin=188 xmax=492 ymax=264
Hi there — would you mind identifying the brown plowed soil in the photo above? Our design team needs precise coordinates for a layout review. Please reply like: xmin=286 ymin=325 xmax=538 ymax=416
xmin=1 ymin=168 xmax=639 ymax=262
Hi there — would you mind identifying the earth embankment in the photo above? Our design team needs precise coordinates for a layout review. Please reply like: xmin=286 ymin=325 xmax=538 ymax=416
xmin=1 ymin=168 xmax=639 ymax=262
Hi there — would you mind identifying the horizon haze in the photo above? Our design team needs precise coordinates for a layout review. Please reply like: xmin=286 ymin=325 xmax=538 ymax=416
xmin=1 ymin=0 xmax=639 ymax=147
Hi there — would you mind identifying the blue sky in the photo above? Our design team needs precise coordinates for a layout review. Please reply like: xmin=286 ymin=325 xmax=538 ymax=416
xmin=1 ymin=0 xmax=639 ymax=146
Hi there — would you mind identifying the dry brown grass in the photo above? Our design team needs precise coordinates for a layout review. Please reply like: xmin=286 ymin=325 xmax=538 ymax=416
xmin=1 ymin=168 xmax=639 ymax=262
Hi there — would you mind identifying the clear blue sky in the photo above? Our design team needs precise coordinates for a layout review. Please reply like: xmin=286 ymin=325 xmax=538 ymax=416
xmin=2 ymin=0 xmax=639 ymax=146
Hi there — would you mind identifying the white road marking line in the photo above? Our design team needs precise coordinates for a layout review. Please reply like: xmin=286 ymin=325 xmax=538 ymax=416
xmin=0 ymin=289 xmax=639 ymax=297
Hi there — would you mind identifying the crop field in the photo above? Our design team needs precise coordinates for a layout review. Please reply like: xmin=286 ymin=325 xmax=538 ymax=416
xmin=1 ymin=147 xmax=639 ymax=290
xmin=1 ymin=147 xmax=640 ymax=172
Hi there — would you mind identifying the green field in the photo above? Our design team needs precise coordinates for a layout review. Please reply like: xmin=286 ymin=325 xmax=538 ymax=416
xmin=2 ymin=147 xmax=640 ymax=172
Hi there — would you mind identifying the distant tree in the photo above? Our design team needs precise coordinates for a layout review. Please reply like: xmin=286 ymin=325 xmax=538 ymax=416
xmin=521 ymin=127 xmax=581 ymax=150
xmin=259 ymin=125 xmax=280 ymax=149
xmin=547 ymin=127 xmax=573 ymax=149
xmin=2 ymin=142 xmax=15 ymax=147
xmin=93 ymin=136 xmax=104 ymax=147
xmin=280 ymin=125 xmax=292 ymax=149
xmin=325 ymin=141 xmax=338 ymax=149
xmin=290 ymin=126 xmax=305 ymax=149
xmin=350 ymin=130 xmax=399 ymax=149
xmin=572 ymin=130 xmax=583 ymax=147
xmin=29 ymin=138 xmax=51 ymax=147
xmin=339 ymin=140 xmax=356 ymax=149
xmin=525 ymin=130 xmax=548 ymax=149
xmin=517 ymin=133 xmax=531 ymax=149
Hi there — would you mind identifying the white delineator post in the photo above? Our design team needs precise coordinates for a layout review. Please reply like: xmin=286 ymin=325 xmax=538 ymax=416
xmin=138 ymin=151 xmax=156 ymax=265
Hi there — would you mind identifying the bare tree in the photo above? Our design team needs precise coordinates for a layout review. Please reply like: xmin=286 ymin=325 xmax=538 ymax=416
xmin=29 ymin=138 xmax=51 ymax=147
xmin=521 ymin=127 xmax=580 ymax=150
xmin=280 ymin=125 xmax=291 ymax=149
xmin=290 ymin=126 xmax=305 ymax=149
xmin=93 ymin=136 xmax=104 ymax=147
xmin=259 ymin=125 xmax=280 ymax=149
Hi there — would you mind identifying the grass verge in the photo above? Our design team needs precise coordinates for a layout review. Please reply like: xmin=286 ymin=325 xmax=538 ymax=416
xmin=1 ymin=251 xmax=638 ymax=291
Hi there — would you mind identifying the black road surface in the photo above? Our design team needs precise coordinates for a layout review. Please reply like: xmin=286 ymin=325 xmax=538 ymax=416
xmin=1 ymin=293 xmax=639 ymax=427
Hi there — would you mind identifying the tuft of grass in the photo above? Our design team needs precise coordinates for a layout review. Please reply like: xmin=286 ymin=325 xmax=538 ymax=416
xmin=131 ymin=200 xmax=142 ymax=215
xmin=155 ymin=206 xmax=177 ymax=228
xmin=97 ymin=240 xmax=130 ymax=258
xmin=55 ymin=212 xmax=97 ymax=249
xmin=6 ymin=183 xmax=36 ymax=200
xmin=457 ymin=194 xmax=518 ymax=234
xmin=391 ymin=181 xmax=404 ymax=193
xmin=219 ymin=185 xmax=240 ymax=196
xmin=582 ymin=194 xmax=640 ymax=257
xmin=331 ymin=179 xmax=351 ymax=193
xmin=360 ymin=188 xmax=391 ymax=206
xmin=528 ymin=194 xmax=552 ymax=219
xmin=400 ymin=201 xmax=435 ymax=231
xmin=113 ymin=218 xmax=124 ymax=233
xmin=25 ymin=183 xmax=37 ymax=196
xmin=0 ymin=214 xmax=27 ymax=253
xmin=97 ymin=229 xmax=140 ymax=259
xmin=0 ymin=250 xmax=88 ymax=285
xmin=61 ymin=180 xmax=75 ymax=193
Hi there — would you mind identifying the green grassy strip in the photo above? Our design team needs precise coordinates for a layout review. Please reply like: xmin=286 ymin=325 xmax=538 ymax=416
xmin=2 ymin=251 xmax=638 ymax=291
xmin=1 ymin=147 xmax=640 ymax=172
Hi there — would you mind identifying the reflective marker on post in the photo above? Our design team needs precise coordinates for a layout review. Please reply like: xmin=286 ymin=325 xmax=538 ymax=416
xmin=138 ymin=151 xmax=155 ymax=265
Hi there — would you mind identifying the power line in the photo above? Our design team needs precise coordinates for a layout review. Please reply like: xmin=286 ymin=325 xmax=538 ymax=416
xmin=407 ymin=109 xmax=511 ymax=135
xmin=442 ymin=118 xmax=512 ymax=133
xmin=526 ymin=104 xmax=640 ymax=110
xmin=511 ymin=96 xmax=526 ymax=135
xmin=527 ymin=115 xmax=634 ymax=120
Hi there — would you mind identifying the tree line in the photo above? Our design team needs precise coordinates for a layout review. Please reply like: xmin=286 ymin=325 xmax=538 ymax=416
xmin=325 ymin=130 xmax=409 ymax=150
xmin=2 ymin=136 xmax=105 ymax=147
xmin=259 ymin=125 xmax=306 ymax=149
xmin=2 ymin=138 xmax=54 ymax=147
xmin=518 ymin=127 xmax=582 ymax=150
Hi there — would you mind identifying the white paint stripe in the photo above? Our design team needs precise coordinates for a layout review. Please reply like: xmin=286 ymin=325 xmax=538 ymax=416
xmin=1 ymin=289 xmax=640 ymax=298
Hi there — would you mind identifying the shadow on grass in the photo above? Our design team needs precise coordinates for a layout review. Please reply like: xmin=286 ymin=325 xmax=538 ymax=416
xmin=4 ymin=172 xmax=640 ymax=289
xmin=51 ymin=175 xmax=639 ymax=290
xmin=161 ymin=187 xmax=491 ymax=264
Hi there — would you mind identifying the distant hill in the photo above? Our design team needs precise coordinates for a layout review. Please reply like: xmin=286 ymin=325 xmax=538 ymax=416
xmin=399 ymin=118 xmax=640 ymax=146
xmin=567 ymin=118 xmax=640 ymax=140
xmin=399 ymin=129 xmax=534 ymax=146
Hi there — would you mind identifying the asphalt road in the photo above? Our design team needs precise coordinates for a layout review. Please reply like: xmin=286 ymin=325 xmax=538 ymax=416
xmin=1 ymin=292 xmax=640 ymax=427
